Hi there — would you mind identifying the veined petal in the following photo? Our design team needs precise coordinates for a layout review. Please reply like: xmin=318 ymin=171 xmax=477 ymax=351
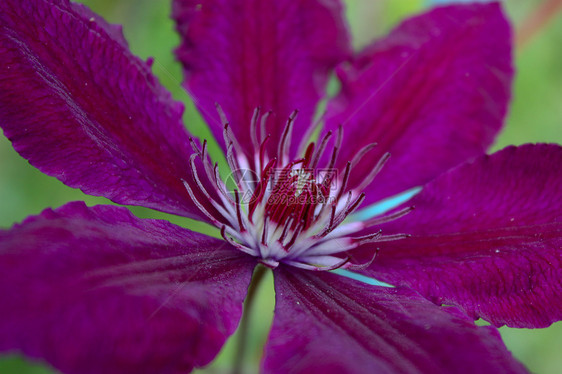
xmin=263 ymin=269 xmax=526 ymax=374
xmin=323 ymin=2 xmax=512 ymax=206
xmin=360 ymin=144 xmax=562 ymax=328
xmin=173 ymin=0 xmax=350 ymax=160
xmin=0 ymin=202 xmax=255 ymax=374
xmin=70 ymin=2 xmax=129 ymax=48
xmin=0 ymin=0 xmax=207 ymax=220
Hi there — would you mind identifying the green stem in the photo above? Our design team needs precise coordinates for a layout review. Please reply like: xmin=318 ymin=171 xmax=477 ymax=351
xmin=232 ymin=264 xmax=268 ymax=374
xmin=517 ymin=0 xmax=562 ymax=49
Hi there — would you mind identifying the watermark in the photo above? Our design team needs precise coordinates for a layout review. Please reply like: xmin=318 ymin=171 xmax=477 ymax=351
xmin=224 ymin=168 xmax=339 ymax=205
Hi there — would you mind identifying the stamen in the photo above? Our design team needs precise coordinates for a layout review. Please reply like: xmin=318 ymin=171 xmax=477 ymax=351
xmin=188 ymin=140 xmax=238 ymax=220
xmin=350 ymin=142 xmax=377 ymax=167
xmin=346 ymin=250 xmax=379 ymax=271
xmin=363 ymin=205 xmax=415 ymax=227
xmin=260 ymin=111 xmax=272 ymax=145
xmin=284 ymin=220 xmax=305 ymax=249
xmin=233 ymin=189 xmax=246 ymax=232
xmin=309 ymin=130 xmax=332 ymax=169
xmin=327 ymin=204 xmax=337 ymax=231
xmin=212 ymin=163 xmax=231 ymax=200
xmin=283 ymin=256 xmax=351 ymax=271
xmin=277 ymin=110 xmax=298 ymax=162
xmin=215 ymin=102 xmax=229 ymax=127
xmin=335 ymin=161 xmax=352 ymax=202
xmin=222 ymin=122 xmax=246 ymax=167
xmin=250 ymin=106 xmax=261 ymax=151
xmin=187 ymin=154 xmax=237 ymax=224
xmin=303 ymin=142 xmax=315 ymax=167
xmin=248 ymin=158 xmax=277 ymax=220
xmin=261 ymin=215 xmax=270 ymax=246
xmin=329 ymin=192 xmax=366 ymax=232
xmin=351 ymin=230 xmax=383 ymax=245
xmin=346 ymin=192 xmax=366 ymax=216
xmin=259 ymin=134 xmax=271 ymax=172
xmin=189 ymin=154 xmax=212 ymax=200
xmin=277 ymin=215 xmax=295 ymax=245
xmin=375 ymin=233 xmax=411 ymax=242
xmin=225 ymin=141 xmax=241 ymax=185
xmin=354 ymin=152 xmax=391 ymax=192
xmin=188 ymin=137 xmax=202 ymax=155
xmin=326 ymin=125 xmax=343 ymax=170
xmin=220 ymin=226 xmax=256 ymax=256
xmin=198 ymin=140 xmax=218 ymax=184
xmin=181 ymin=179 xmax=223 ymax=226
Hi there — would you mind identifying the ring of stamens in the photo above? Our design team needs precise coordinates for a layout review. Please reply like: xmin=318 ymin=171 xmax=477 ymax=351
xmin=183 ymin=107 xmax=411 ymax=271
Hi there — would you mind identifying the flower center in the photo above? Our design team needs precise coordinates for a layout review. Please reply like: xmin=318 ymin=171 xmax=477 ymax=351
xmin=183 ymin=108 xmax=411 ymax=271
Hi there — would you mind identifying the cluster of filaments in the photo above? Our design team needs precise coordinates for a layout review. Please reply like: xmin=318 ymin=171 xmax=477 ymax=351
xmin=183 ymin=108 xmax=411 ymax=271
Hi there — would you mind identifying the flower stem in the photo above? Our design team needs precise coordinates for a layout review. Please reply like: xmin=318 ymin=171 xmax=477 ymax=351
xmin=232 ymin=264 xmax=268 ymax=374
xmin=517 ymin=0 xmax=562 ymax=49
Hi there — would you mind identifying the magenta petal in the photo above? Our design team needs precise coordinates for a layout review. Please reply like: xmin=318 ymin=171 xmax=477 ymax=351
xmin=323 ymin=3 xmax=512 ymax=205
xmin=69 ymin=2 xmax=129 ymax=48
xmin=0 ymin=202 xmax=255 ymax=374
xmin=173 ymin=0 xmax=350 ymax=160
xmin=0 ymin=0 xmax=205 ymax=219
xmin=263 ymin=269 xmax=526 ymax=374
xmin=361 ymin=144 xmax=562 ymax=328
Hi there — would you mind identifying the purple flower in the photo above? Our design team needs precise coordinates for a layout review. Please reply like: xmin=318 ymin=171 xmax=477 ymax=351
xmin=0 ymin=0 xmax=560 ymax=373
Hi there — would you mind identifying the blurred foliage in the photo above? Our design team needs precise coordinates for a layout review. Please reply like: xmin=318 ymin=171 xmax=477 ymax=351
xmin=0 ymin=0 xmax=560 ymax=373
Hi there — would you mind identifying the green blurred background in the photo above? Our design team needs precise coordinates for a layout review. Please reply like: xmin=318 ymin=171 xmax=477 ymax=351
xmin=0 ymin=0 xmax=560 ymax=373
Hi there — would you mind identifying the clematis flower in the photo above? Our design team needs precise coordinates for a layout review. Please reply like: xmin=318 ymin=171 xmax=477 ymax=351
xmin=0 ymin=0 xmax=560 ymax=373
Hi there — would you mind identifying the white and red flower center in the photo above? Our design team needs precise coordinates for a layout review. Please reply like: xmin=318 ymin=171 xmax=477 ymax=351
xmin=183 ymin=109 xmax=410 ymax=271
